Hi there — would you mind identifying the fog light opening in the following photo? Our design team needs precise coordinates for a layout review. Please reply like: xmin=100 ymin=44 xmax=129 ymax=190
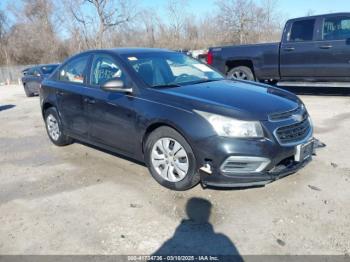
xmin=220 ymin=156 xmax=270 ymax=174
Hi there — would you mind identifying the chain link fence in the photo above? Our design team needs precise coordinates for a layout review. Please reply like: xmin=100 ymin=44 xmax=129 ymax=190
xmin=0 ymin=65 xmax=34 ymax=85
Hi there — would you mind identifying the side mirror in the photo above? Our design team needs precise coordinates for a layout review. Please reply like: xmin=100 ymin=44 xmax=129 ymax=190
xmin=101 ymin=79 xmax=132 ymax=93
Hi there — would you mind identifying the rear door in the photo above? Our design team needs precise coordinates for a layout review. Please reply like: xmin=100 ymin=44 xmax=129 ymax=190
xmin=280 ymin=18 xmax=318 ymax=79
xmin=31 ymin=67 xmax=43 ymax=91
xmin=24 ymin=67 xmax=38 ymax=93
xmin=313 ymin=15 xmax=350 ymax=79
xmin=56 ymin=54 xmax=91 ymax=138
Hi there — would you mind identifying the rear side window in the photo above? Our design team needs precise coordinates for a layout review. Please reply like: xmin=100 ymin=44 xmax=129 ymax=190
xmin=59 ymin=55 xmax=90 ymax=84
xmin=323 ymin=16 xmax=350 ymax=40
xmin=289 ymin=19 xmax=315 ymax=42
xmin=41 ymin=65 xmax=58 ymax=75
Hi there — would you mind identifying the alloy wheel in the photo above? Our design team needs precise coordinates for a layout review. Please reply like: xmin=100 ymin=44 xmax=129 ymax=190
xmin=231 ymin=70 xmax=248 ymax=80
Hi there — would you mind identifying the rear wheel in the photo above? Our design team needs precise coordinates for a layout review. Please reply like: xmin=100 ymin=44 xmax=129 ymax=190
xmin=44 ymin=107 xmax=73 ymax=146
xmin=145 ymin=127 xmax=200 ymax=191
xmin=227 ymin=66 xmax=255 ymax=81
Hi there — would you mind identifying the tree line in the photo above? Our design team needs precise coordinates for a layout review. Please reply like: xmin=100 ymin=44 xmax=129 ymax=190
xmin=0 ymin=0 xmax=284 ymax=66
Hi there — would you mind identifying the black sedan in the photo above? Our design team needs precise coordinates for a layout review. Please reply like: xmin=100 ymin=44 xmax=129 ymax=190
xmin=22 ymin=64 xmax=59 ymax=97
xmin=40 ymin=48 xmax=315 ymax=190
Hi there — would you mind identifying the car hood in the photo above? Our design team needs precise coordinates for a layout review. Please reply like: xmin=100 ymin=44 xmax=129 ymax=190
xmin=155 ymin=80 xmax=301 ymax=121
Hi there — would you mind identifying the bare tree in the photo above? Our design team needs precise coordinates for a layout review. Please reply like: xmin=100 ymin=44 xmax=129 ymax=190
xmin=5 ymin=0 xmax=68 ymax=65
xmin=216 ymin=0 xmax=256 ymax=44
xmin=0 ymin=10 xmax=10 ymax=65
xmin=139 ymin=10 xmax=158 ymax=47
xmin=68 ymin=0 xmax=137 ymax=49
xmin=0 ymin=11 xmax=6 ymax=39
xmin=0 ymin=0 xmax=285 ymax=65
xmin=215 ymin=0 xmax=283 ymax=45
xmin=166 ymin=0 xmax=188 ymax=43
xmin=257 ymin=0 xmax=284 ymax=42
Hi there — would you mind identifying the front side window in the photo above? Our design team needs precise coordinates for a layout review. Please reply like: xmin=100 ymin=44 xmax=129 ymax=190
xmin=289 ymin=19 xmax=315 ymax=42
xmin=323 ymin=16 xmax=350 ymax=40
xmin=59 ymin=55 xmax=89 ymax=84
xmin=124 ymin=52 xmax=223 ymax=87
xmin=90 ymin=54 xmax=124 ymax=86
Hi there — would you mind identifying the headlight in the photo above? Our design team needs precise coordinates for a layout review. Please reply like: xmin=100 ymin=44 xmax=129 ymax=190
xmin=195 ymin=110 xmax=264 ymax=138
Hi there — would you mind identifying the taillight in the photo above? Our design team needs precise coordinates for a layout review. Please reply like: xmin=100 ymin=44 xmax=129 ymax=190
xmin=207 ymin=50 xmax=213 ymax=65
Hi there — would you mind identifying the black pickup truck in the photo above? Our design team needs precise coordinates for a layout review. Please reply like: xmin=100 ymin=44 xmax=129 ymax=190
xmin=207 ymin=13 xmax=350 ymax=85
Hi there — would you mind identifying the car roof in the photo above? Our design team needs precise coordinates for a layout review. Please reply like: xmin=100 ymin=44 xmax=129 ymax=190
xmin=39 ymin=63 xmax=60 ymax=67
xmin=24 ymin=64 xmax=59 ymax=71
xmin=287 ymin=12 xmax=350 ymax=22
xmin=80 ymin=47 xmax=174 ymax=56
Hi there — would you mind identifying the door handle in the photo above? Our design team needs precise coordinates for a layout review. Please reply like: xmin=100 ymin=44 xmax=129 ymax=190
xmin=319 ymin=45 xmax=333 ymax=49
xmin=284 ymin=47 xmax=295 ymax=51
xmin=84 ymin=97 xmax=96 ymax=104
xmin=56 ymin=90 xmax=65 ymax=96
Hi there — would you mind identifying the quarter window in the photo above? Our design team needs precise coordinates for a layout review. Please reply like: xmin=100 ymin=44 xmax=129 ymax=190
xmin=59 ymin=55 xmax=89 ymax=84
xmin=289 ymin=19 xmax=315 ymax=42
xmin=90 ymin=54 xmax=124 ymax=86
xmin=323 ymin=16 xmax=350 ymax=40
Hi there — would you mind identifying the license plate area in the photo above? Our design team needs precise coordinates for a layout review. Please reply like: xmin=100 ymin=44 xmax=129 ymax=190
xmin=295 ymin=140 xmax=314 ymax=162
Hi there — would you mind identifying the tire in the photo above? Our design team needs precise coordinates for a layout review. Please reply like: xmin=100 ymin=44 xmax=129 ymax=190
xmin=44 ymin=107 xmax=73 ymax=146
xmin=227 ymin=66 xmax=255 ymax=81
xmin=144 ymin=126 xmax=200 ymax=191
xmin=24 ymin=85 xmax=33 ymax=97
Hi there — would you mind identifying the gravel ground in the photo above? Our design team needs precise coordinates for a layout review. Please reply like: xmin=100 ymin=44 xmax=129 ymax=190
xmin=0 ymin=84 xmax=349 ymax=255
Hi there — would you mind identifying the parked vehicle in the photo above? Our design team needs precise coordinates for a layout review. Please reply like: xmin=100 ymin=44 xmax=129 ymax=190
xmin=188 ymin=49 xmax=208 ymax=63
xmin=40 ymin=48 xmax=315 ymax=190
xmin=208 ymin=13 xmax=350 ymax=85
xmin=22 ymin=67 xmax=31 ymax=76
xmin=22 ymin=64 xmax=59 ymax=97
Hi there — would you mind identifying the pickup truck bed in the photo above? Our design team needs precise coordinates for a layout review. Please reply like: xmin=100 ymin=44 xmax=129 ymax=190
xmin=210 ymin=43 xmax=280 ymax=81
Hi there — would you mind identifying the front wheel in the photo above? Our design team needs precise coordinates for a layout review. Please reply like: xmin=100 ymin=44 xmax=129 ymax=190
xmin=227 ymin=66 xmax=255 ymax=81
xmin=24 ymin=85 xmax=33 ymax=97
xmin=145 ymin=127 xmax=200 ymax=191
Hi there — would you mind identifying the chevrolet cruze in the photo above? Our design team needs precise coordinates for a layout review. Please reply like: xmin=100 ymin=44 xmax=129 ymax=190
xmin=40 ymin=48 xmax=315 ymax=190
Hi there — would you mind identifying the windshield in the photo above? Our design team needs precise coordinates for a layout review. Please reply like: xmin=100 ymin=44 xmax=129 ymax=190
xmin=123 ymin=52 xmax=224 ymax=87
xmin=41 ymin=65 xmax=58 ymax=75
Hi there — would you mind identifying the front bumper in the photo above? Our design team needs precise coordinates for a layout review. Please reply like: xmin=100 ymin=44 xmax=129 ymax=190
xmin=194 ymin=135 xmax=314 ymax=188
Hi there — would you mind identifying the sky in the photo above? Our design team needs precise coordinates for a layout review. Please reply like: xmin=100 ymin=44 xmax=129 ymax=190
xmin=0 ymin=0 xmax=349 ymax=23
xmin=140 ymin=0 xmax=349 ymax=19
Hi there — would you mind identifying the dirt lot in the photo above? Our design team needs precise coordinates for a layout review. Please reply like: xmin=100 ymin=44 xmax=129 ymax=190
xmin=0 ymin=84 xmax=349 ymax=255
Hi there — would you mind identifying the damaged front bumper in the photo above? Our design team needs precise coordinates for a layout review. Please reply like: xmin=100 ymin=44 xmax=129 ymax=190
xmin=194 ymin=135 xmax=319 ymax=188
xmin=201 ymin=156 xmax=312 ymax=188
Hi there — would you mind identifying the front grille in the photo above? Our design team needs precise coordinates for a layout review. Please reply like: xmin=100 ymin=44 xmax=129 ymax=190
xmin=276 ymin=118 xmax=311 ymax=144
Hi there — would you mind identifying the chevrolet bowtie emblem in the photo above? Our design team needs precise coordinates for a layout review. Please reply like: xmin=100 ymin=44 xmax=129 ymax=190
xmin=291 ymin=113 xmax=303 ymax=122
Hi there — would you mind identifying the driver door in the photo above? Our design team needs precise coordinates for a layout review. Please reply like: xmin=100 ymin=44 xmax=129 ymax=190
xmin=85 ymin=53 xmax=138 ymax=154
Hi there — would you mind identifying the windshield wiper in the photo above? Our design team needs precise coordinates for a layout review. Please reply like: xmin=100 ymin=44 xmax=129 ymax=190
xmin=151 ymin=83 xmax=181 ymax=88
